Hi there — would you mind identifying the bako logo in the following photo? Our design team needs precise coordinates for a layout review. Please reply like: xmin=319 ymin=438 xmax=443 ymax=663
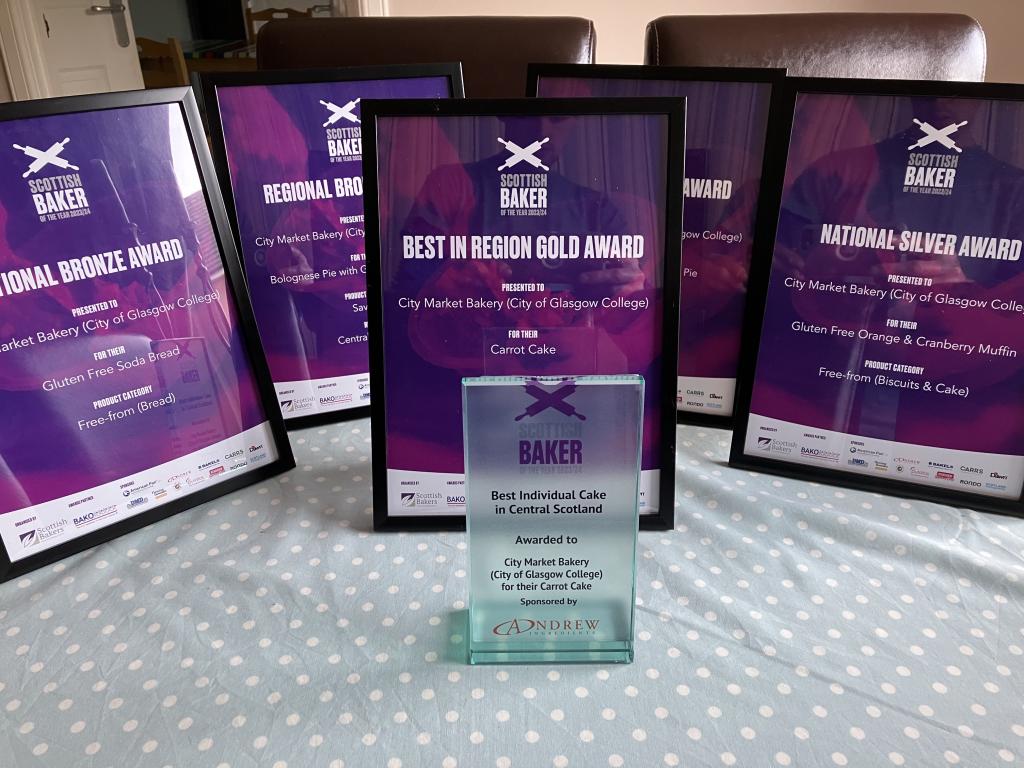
xmin=320 ymin=393 xmax=353 ymax=406
xmin=492 ymin=618 xmax=600 ymax=636
xmin=498 ymin=137 xmax=549 ymax=217
xmin=12 ymin=137 xmax=92 ymax=220
xmin=800 ymin=446 xmax=839 ymax=463
xmin=904 ymin=118 xmax=965 ymax=196
xmin=321 ymin=97 xmax=361 ymax=163
xmin=73 ymin=506 xmax=117 ymax=528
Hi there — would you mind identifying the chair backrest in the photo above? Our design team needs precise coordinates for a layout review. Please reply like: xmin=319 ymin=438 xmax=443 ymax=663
xmin=257 ymin=16 xmax=596 ymax=97
xmin=136 ymin=36 xmax=189 ymax=89
xmin=247 ymin=7 xmax=313 ymax=42
xmin=645 ymin=13 xmax=986 ymax=81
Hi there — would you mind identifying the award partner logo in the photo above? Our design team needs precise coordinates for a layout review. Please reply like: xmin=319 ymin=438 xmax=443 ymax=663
xmin=516 ymin=380 xmax=585 ymax=468
xmin=321 ymin=98 xmax=362 ymax=163
xmin=903 ymin=117 xmax=965 ymax=196
xmin=498 ymin=136 xmax=548 ymax=216
xmin=11 ymin=136 xmax=92 ymax=220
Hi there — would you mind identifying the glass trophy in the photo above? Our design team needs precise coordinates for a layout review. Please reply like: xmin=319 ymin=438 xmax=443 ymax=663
xmin=463 ymin=375 xmax=643 ymax=664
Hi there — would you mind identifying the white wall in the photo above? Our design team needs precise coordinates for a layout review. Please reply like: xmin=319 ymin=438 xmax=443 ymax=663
xmin=385 ymin=1 xmax=1020 ymax=83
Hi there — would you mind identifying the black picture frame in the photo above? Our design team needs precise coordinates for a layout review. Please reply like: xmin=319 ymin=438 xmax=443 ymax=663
xmin=362 ymin=97 xmax=685 ymax=531
xmin=730 ymin=76 xmax=1024 ymax=518
xmin=0 ymin=87 xmax=295 ymax=582
xmin=201 ymin=64 xmax=465 ymax=429
xmin=528 ymin=63 xmax=787 ymax=430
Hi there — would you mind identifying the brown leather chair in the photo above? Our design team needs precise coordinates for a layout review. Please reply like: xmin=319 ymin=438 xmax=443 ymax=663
xmin=257 ymin=16 xmax=596 ymax=97
xmin=645 ymin=14 xmax=986 ymax=81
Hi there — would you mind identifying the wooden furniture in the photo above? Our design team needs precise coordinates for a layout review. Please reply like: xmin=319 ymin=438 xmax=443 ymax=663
xmin=257 ymin=16 xmax=596 ymax=97
xmin=246 ymin=7 xmax=313 ymax=42
xmin=181 ymin=40 xmax=258 ymax=76
xmin=136 ymin=37 xmax=190 ymax=89
xmin=645 ymin=13 xmax=986 ymax=81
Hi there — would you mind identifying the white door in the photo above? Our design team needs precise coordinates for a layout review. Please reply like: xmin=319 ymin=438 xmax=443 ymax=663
xmin=4 ymin=0 xmax=144 ymax=98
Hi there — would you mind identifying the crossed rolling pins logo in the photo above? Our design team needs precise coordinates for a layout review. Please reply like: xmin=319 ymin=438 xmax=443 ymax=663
xmin=908 ymin=119 xmax=967 ymax=153
xmin=12 ymin=137 xmax=79 ymax=178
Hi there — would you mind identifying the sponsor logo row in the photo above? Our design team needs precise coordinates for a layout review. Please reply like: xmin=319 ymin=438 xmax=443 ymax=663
xmin=755 ymin=430 xmax=1009 ymax=490
xmin=14 ymin=443 xmax=270 ymax=551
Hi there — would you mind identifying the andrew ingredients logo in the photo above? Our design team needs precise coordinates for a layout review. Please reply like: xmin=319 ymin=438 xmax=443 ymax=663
xmin=492 ymin=618 xmax=600 ymax=636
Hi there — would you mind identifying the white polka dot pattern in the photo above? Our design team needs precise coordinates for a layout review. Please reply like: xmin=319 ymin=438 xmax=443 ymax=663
xmin=0 ymin=422 xmax=1022 ymax=767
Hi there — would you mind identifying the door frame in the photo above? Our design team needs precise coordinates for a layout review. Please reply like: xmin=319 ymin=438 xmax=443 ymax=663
xmin=0 ymin=0 xmax=49 ymax=100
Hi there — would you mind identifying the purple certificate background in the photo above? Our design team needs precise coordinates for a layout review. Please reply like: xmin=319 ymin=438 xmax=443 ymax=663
xmin=0 ymin=104 xmax=268 ymax=516
xmin=375 ymin=113 xmax=669 ymax=476
xmin=215 ymin=77 xmax=451 ymax=408
xmin=750 ymin=93 xmax=1024 ymax=455
xmin=537 ymin=76 xmax=772 ymax=402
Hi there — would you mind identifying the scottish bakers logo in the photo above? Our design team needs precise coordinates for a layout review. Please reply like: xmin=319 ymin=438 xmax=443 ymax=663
xmin=280 ymin=396 xmax=316 ymax=413
xmin=904 ymin=118 xmax=965 ymax=196
xmin=400 ymin=491 xmax=442 ymax=508
xmin=19 ymin=518 xmax=67 ymax=548
xmin=13 ymin=137 xmax=92 ymax=220
xmin=498 ymin=136 xmax=548 ymax=216
xmin=756 ymin=434 xmax=797 ymax=456
xmin=321 ymin=97 xmax=361 ymax=163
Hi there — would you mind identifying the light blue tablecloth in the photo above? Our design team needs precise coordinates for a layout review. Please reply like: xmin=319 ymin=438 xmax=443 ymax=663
xmin=1 ymin=422 xmax=1022 ymax=767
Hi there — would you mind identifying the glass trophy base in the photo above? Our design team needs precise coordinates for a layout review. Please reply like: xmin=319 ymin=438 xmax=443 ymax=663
xmin=469 ymin=641 xmax=634 ymax=665
xmin=463 ymin=376 xmax=642 ymax=666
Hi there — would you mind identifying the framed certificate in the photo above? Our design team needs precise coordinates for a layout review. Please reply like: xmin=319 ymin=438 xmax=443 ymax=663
xmin=363 ymin=98 xmax=684 ymax=530
xmin=0 ymin=88 xmax=293 ymax=581
xmin=530 ymin=64 xmax=785 ymax=427
xmin=203 ymin=64 xmax=464 ymax=428
xmin=731 ymin=78 xmax=1024 ymax=517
